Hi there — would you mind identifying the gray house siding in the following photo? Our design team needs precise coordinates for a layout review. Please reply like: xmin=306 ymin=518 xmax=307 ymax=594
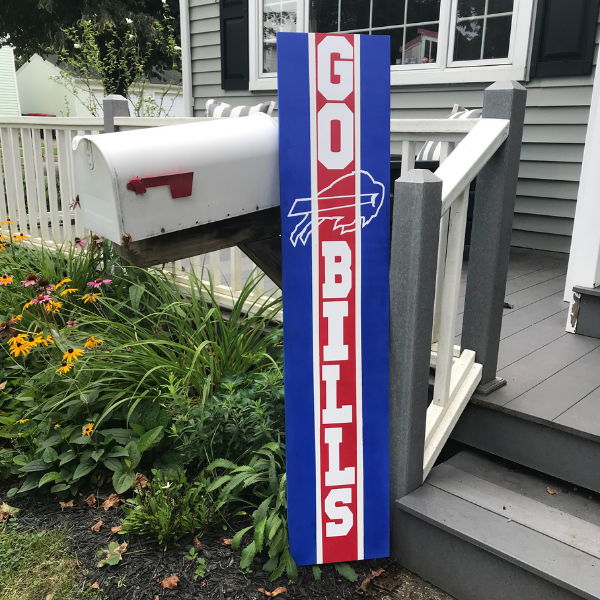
xmin=188 ymin=0 xmax=599 ymax=253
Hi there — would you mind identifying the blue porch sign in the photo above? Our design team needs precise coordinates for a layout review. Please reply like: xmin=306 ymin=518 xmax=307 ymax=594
xmin=278 ymin=32 xmax=391 ymax=565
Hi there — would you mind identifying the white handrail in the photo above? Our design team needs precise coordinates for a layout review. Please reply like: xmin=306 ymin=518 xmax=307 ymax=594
xmin=436 ymin=118 xmax=510 ymax=215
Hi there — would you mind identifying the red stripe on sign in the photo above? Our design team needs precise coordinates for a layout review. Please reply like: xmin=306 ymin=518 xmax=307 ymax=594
xmin=314 ymin=32 xmax=359 ymax=564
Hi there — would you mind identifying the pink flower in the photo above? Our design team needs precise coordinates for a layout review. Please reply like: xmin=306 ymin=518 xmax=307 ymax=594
xmin=67 ymin=320 xmax=79 ymax=328
xmin=21 ymin=279 xmax=37 ymax=287
xmin=32 ymin=294 xmax=51 ymax=304
xmin=87 ymin=278 xmax=112 ymax=288
xmin=74 ymin=237 xmax=87 ymax=248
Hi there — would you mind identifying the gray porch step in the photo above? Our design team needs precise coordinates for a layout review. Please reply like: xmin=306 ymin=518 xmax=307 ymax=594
xmin=394 ymin=449 xmax=600 ymax=600
xmin=451 ymin=401 xmax=600 ymax=494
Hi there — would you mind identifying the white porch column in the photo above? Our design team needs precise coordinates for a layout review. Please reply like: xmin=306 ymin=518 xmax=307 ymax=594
xmin=564 ymin=59 xmax=600 ymax=330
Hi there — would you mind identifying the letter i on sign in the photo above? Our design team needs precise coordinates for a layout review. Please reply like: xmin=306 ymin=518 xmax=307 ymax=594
xmin=278 ymin=32 xmax=390 ymax=566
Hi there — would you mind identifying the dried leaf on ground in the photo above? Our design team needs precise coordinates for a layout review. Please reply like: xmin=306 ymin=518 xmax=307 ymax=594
xmin=102 ymin=493 xmax=125 ymax=511
xmin=218 ymin=538 xmax=232 ymax=546
xmin=91 ymin=583 xmax=99 ymax=589
xmin=192 ymin=537 xmax=202 ymax=548
xmin=402 ymin=594 xmax=412 ymax=600
xmin=372 ymin=575 xmax=399 ymax=592
xmin=0 ymin=381 xmax=7 ymax=391
xmin=359 ymin=568 xmax=385 ymax=592
xmin=111 ymin=525 xmax=123 ymax=535
xmin=547 ymin=487 xmax=560 ymax=495
xmin=91 ymin=520 xmax=104 ymax=532
xmin=84 ymin=494 xmax=97 ymax=508
xmin=133 ymin=473 xmax=149 ymax=489
xmin=159 ymin=574 xmax=179 ymax=589
xmin=258 ymin=587 xmax=287 ymax=597
xmin=0 ymin=503 xmax=20 ymax=522
xmin=97 ymin=542 xmax=127 ymax=567
xmin=59 ymin=500 xmax=74 ymax=510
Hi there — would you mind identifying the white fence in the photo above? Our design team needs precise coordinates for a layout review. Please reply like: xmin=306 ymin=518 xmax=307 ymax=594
xmin=0 ymin=114 xmax=510 ymax=479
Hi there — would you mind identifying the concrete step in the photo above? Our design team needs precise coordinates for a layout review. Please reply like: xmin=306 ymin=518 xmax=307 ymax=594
xmin=394 ymin=449 xmax=600 ymax=600
xmin=451 ymin=401 xmax=600 ymax=494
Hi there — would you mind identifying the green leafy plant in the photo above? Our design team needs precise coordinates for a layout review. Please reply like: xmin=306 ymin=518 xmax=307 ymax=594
xmin=335 ymin=562 xmax=358 ymax=582
xmin=207 ymin=442 xmax=295 ymax=581
xmin=97 ymin=541 xmax=128 ymax=567
xmin=119 ymin=469 xmax=217 ymax=548
xmin=185 ymin=548 xmax=207 ymax=580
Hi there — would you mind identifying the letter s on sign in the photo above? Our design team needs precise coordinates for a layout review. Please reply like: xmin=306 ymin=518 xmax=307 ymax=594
xmin=318 ymin=36 xmax=353 ymax=102
xmin=325 ymin=488 xmax=354 ymax=537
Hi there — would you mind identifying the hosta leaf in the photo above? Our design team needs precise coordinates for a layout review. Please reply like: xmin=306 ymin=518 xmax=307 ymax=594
xmin=42 ymin=447 xmax=58 ymax=463
xmin=100 ymin=429 xmax=138 ymax=445
xmin=19 ymin=474 xmax=42 ymax=493
xmin=125 ymin=441 xmax=141 ymax=470
xmin=58 ymin=450 xmax=77 ymax=466
xmin=103 ymin=457 xmax=122 ymax=472
xmin=20 ymin=458 xmax=50 ymax=472
xmin=51 ymin=483 xmax=70 ymax=493
xmin=91 ymin=450 xmax=105 ymax=462
xmin=106 ymin=446 xmax=129 ymax=459
xmin=12 ymin=454 xmax=29 ymax=466
xmin=113 ymin=466 xmax=135 ymax=494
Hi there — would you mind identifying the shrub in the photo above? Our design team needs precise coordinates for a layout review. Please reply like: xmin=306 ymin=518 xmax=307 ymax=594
xmin=119 ymin=469 xmax=218 ymax=548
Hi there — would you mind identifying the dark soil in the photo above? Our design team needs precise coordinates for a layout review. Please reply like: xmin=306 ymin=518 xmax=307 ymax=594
xmin=1 ymin=485 xmax=454 ymax=600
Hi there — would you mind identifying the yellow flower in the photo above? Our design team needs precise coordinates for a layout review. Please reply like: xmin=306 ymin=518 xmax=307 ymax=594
xmin=12 ymin=233 xmax=28 ymax=242
xmin=44 ymin=300 xmax=62 ymax=314
xmin=56 ymin=278 xmax=72 ymax=289
xmin=12 ymin=315 xmax=22 ymax=321
xmin=56 ymin=363 xmax=73 ymax=375
xmin=0 ymin=244 xmax=6 ymax=252
xmin=54 ymin=423 xmax=61 ymax=429
xmin=17 ymin=433 xmax=22 ymax=437
xmin=16 ymin=419 xmax=29 ymax=424
xmin=82 ymin=293 xmax=101 ymax=304
xmin=23 ymin=299 xmax=35 ymax=310
xmin=8 ymin=340 xmax=31 ymax=357
xmin=59 ymin=287 xmax=78 ymax=296
xmin=8 ymin=334 xmax=28 ymax=347
xmin=82 ymin=423 xmax=94 ymax=437
xmin=0 ymin=274 xmax=13 ymax=286
xmin=1 ymin=220 xmax=14 ymax=226
xmin=63 ymin=348 xmax=84 ymax=363
xmin=84 ymin=335 xmax=103 ymax=349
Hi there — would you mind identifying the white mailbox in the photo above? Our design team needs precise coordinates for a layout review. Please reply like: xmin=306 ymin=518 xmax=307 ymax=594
xmin=73 ymin=113 xmax=280 ymax=245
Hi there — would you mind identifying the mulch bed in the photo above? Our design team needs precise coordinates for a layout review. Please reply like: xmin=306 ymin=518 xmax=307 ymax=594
xmin=1 ymin=483 xmax=418 ymax=600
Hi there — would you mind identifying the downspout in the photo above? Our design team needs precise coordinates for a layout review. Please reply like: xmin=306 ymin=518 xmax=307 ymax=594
xmin=179 ymin=0 xmax=194 ymax=117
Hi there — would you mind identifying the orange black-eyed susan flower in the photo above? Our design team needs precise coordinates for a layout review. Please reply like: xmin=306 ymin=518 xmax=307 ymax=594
xmin=0 ymin=274 xmax=13 ymax=286
xmin=59 ymin=287 xmax=78 ymax=296
xmin=0 ymin=243 xmax=7 ymax=252
xmin=84 ymin=335 xmax=103 ymax=349
xmin=9 ymin=339 xmax=31 ymax=357
xmin=56 ymin=278 xmax=72 ymax=289
xmin=82 ymin=293 xmax=101 ymax=304
xmin=44 ymin=300 xmax=62 ymax=314
xmin=56 ymin=363 xmax=73 ymax=375
xmin=63 ymin=348 xmax=84 ymax=363
xmin=82 ymin=423 xmax=94 ymax=437
xmin=32 ymin=333 xmax=53 ymax=347
xmin=12 ymin=233 xmax=28 ymax=243
xmin=16 ymin=419 xmax=29 ymax=424
xmin=0 ymin=220 xmax=14 ymax=226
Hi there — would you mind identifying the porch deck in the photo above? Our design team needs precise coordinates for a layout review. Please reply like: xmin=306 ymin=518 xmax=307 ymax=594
xmin=452 ymin=246 xmax=600 ymax=493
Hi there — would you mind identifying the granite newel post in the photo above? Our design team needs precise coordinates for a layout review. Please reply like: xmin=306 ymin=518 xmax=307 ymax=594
xmin=103 ymin=95 xmax=130 ymax=133
xmin=389 ymin=170 xmax=442 ymax=555
xmin=461 ymin=81 xmax=527 ymax=393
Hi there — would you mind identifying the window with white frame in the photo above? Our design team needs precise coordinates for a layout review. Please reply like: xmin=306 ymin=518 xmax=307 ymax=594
xmin=248 ymin=0 xmax=534 ymax=89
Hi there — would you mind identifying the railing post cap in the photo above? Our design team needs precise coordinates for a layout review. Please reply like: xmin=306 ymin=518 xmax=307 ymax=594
xmin=104 ymin=94 xmax=128 ymax=102
xmin=397 ymin=168 xmax=442 ymax=185
xmin=484 ymin=80 xmax=527 ymax=93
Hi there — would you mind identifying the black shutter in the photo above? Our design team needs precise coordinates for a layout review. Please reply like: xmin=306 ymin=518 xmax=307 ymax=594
xmin=220 ymin=0 xmax=249 ymax=90
xmin=530 ymin=0 xmax=600 ymax=78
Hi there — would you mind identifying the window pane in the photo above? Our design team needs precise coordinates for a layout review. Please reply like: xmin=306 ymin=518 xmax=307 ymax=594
xmin=406 ymin=0 xmax=441 ymax=25
xmin=263 ymin=0 xmax=297 ymax=73
xmin=488 ymin=0 xmax=513 ymax=14
xmin=373 ymin=28 xmax=406 ymax=64
xmin=454 ymin=18 xmax=483 ymax=60
xmin=312 ymin=0 xmax=339 ymax=32
xmin=483 ymin=15 xmax=512 ymax=58
xmin=457 ymin=0 xmax=485 ymax=18
xmin=372 ymin=0 xmax=406 ymax=28
xmin=404 ymin=24 xmax=438 ymax=63
xmin=340 ymin=0 xmax=370 ymax=30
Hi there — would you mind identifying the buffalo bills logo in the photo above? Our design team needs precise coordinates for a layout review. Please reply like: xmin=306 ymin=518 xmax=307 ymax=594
xmin=288 ymin=170 xmax=385 ymax=247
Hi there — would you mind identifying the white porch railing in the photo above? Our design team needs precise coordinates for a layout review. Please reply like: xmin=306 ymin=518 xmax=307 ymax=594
xmin=0 ymin=113 xmax=509 ymax=480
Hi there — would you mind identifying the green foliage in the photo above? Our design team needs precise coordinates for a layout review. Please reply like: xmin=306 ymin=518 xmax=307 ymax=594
xmin=334 ymin=562 xmax=358 ymax=582
xmin=0 ymin=521 xmax=94 ymax=600
xmin=96 ymin=540 xmax=127 ymax=567
xmin=185 ymin=548 xmax=207 ymax=580
xmin=207 ymin=442 xmax=296 ymax=582
xmin=120 ymin=469 xmax=217 ymax=548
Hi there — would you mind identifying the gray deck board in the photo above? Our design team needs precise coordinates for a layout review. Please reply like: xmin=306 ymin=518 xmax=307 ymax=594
xmin=461 ymin=248 xmax=600 ymax=445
